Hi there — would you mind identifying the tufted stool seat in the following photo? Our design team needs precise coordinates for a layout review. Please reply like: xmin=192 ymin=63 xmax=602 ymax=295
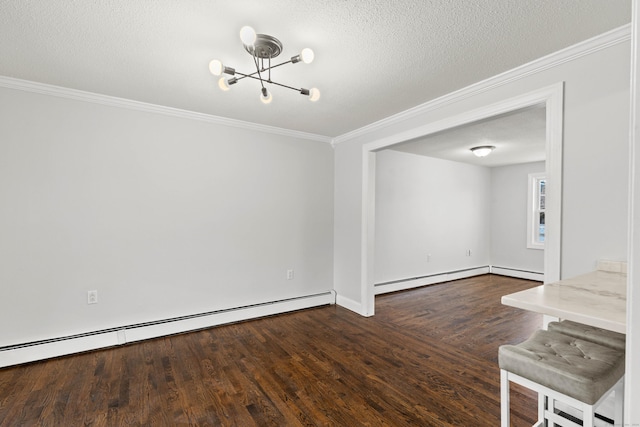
xmin=499 ymin=329 xmax=625 ymax=427
xmin=547 ymin=319 xmax=626 ymax=351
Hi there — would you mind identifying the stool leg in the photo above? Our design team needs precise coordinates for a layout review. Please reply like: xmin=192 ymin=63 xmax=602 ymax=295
xmin=614 ymin=376 xmax=624 ymax=426
xmin=583 ymin=403 xmax=594 ymax=427
xmin=537 ymin=392 xmax=545 ymax=425
xmin=500 ymin=369 xmax=510 ymax=427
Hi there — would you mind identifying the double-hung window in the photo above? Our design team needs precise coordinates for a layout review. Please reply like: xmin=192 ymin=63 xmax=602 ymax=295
xmin=527 ymin=172 xmax=546 ymax=249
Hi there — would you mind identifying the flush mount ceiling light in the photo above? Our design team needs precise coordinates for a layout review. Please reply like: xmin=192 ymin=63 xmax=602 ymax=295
xmin=209 ymin=26 xmax=320 ymax=105
xmin=470 ymin=145 xmax=496 ymax=157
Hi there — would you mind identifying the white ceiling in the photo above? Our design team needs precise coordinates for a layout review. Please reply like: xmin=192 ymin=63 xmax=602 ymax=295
xmin=389 ymin=105 xmax=546 ymax=167
xmin=0 ymin=1 xmax=632 ymax=139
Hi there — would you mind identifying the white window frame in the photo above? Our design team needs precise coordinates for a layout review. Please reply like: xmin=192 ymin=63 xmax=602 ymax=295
xmin=527 ymin=172 xmax=546 ymax=250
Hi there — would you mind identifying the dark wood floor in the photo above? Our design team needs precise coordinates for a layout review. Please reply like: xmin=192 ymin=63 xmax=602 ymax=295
xmin=0 ymin=274 xmax=542 ymax=426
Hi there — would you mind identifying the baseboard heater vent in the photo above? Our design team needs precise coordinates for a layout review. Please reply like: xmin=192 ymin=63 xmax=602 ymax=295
xmin=374 ymin=265 xmax=544 ymax=295
xmin=490 ymin=266 xmax=544 ymax=281
xmin=375 ymin=266 xmax=491 ymax=287
xmin=0 ymin=291 xmax=335 ymax=368
xmin=374 ymin=266 xmax=491 ymax=295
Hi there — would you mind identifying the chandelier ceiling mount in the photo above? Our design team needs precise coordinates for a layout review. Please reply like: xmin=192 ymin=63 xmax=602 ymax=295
xmin=246 ymin=34 xmax=283 ymax=58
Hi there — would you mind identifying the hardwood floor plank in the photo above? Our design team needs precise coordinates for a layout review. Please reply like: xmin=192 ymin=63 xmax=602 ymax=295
xmin=0 ymin=275 xmax=540 ymax=426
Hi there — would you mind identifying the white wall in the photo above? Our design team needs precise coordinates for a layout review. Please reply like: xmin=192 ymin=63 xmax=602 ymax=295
xmin=333 ymin=140 xmax=364 ymax=308
xmin=374 ymin=150 xmax=490 ymax=284
xmin=374 ymin=154 xmax=544 ymax=285
xmin=0 ymin=86 xmax=334 ymax=348
xmin=334 ymin=29 xmax=630 ymax=313
xmin=490 ymin=162 xmax=545 ymax=273
xmin=625 ymin=5 xmax=640 ymax=422
xmin=560 ymin=47 xmax=630 ymax=278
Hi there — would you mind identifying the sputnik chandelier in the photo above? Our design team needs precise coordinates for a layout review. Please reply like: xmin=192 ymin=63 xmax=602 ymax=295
xmin=209 ymin=26 xmax=320 ymax=104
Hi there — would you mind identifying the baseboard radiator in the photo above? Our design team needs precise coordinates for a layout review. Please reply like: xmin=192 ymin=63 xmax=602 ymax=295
xmin=374 ymin=266 xmax=491 ymax=295
xmin=374 ymin=266 xmax=544 ymax=295
xmin=489 ymin=266 xmax=544 ymax=281
xmin=0 ymin=291 xmax=336 ymax=369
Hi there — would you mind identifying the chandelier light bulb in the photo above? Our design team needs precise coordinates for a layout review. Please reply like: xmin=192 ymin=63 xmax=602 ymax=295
xmin=308 ymin=87 xmax=321 ymax=102
xmin=300 ymin=48 xmax=315 ymax=64
xmin=218 ymin=77 xmax=231 ymax=91
xmin=209 ymin=59 xmax=223 ymax=76
xmin=260 ymin=88 xmax=273 ymax=104
xmin=240 ymin=26 xmax=257 ymax=46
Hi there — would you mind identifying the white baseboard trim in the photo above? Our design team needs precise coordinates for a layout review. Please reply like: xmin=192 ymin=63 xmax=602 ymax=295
xmin=0 ymin=291 xmax=334 ymax=368
xmin=490 ymin=266 xmax=544 ymax=282
xmin=0 ymin=332 xmax=120 ymax=369
xmin=373 ymin=266 xmax=544 ymax=295
xmin=374 ymin=267 xmax=491 ymax=295
xmin=335 ymin=294 xmax=366 ymax=316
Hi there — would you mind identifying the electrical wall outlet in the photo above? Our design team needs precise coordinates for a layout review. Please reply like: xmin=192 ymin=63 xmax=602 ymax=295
xmin=286 ymin=269 xmax=294 ymax=280
xmin=87 ymin=290 xmax=98 ymax=305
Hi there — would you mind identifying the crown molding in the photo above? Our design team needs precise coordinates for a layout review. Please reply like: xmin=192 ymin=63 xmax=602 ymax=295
xmin=332 ymin=23 xmax=631 ymax=145
xmin=1 ymin=23 xmax=629 ymax=147
xmin=0 ymin=76 xmax=333 ymax=144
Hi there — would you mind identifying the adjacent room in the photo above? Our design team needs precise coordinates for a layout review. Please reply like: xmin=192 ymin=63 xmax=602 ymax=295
xmin=373 ymin=106 xmax=547 ymax=295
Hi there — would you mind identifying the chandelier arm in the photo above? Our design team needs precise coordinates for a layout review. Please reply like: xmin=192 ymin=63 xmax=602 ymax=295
xmin=233 ymin=72 xmax=255 ymax=80
xmin=231 ymin=74 xmax=305 ymax=93
xmin=251 ymin=54 xmax=266 ymax=90
xmin=264 ymin=80 xmax=305 ymax=93
xmin=224 ymin=71 xmax=312 ymax=97
xmin=262 ymin=59 xmax=295 ymax=72
xmin=233 ymin=70 xmax=260 ymax=79
xmin=233 ymin=73 xmax=266 ymax=83
xmin=222 ymin=58 xmax=297 ymax=82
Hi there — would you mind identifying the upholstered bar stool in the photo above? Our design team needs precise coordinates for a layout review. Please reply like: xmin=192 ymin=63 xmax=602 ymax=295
xmin=547 ymin=320 xmax=626 ymax=351
xmin=547 ymin=320 xmax=626 ymax=424
xmin=499 ymin=329 xmax=625 ymax=427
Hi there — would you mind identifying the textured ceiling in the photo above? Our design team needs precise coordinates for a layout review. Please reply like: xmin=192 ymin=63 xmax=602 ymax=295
xmin=0 ymin=1 xmax=632 ymax=138
xmin=389 ymin=105 xmax=546 ymax=167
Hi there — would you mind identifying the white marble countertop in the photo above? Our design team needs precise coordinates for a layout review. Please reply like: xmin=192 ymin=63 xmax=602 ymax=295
xmin=501 ymin=269 xmax=627 ymax=334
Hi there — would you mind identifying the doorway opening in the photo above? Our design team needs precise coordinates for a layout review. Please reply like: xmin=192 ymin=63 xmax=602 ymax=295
xmin=360 ymin=83 xmax=564 ymax=316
